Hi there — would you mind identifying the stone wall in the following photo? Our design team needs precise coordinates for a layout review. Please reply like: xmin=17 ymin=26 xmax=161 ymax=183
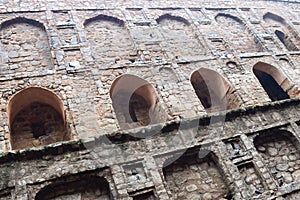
xmin=163 ymin=151 xmax=230 ymax=199
xmin=0 ymin=0 xmax=300 ymax=199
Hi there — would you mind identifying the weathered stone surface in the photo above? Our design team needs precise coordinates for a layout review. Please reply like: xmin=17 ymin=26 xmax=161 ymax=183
xmin=0 ymin=0 xmax=299 ymax=200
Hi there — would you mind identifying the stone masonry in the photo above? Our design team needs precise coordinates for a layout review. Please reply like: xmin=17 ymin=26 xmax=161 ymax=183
xmin=0 ymin=0 xmax=300 ymax=199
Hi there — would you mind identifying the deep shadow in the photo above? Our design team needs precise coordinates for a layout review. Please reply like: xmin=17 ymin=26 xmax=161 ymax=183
xmin=253 ymin=69 xmax=289 ymax=101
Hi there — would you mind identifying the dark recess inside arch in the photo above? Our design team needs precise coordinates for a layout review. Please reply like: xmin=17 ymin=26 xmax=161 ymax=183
xmin=84 ymin=14 xmax=124 ymax=27
xmin=215 ymin=13 xmax=243 ymax=24
xmin=263 ymin=12 xmax=285 ymax=24
xmin=0 ymin=17 xmax=46 ymax=30
xmin=35 ymin=176 xmax=110 ymax=200
xmin=253 ymin=69 xmax=289 ymax=101
xmin=156 ymin=13 xmax=190 ymax=25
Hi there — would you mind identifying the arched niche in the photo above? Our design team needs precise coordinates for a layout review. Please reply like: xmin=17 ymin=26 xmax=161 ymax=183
xmin=35 ymin=176 xmax=111 ymax=200
xmin=253 ymin=62 xmax=291 ymax=101
xmin=275 ymin=29 xmax=298 ymax=51
xmin=83 ymin=14 xmax=124 ymax=27
xmin=226 ymin=61 xmax=244 ymax=73
xmin=0 ymin=17 xmax=46 ymax=30
xmin=215 ymin=13 xmax=261 ymax=53
xmin=263 ymin=12 xmax=299 ymax=51
xmin=84 ymin=14 xmax=134 ymax=65
xmin=263 ymin=12 xmax=286 ymax=25
xmin=110 ymin=74 xmax=163 ymax=129
xmin=156 ymin=14 xmax=190 ymax=26
xmin=190 ymin=68 xmax=233 ymax=112
xmin=158 ymin=67 xmax=178 ymax=83
xmin=156 ymin=14 xmax=205 ymax=58
xmin=215 ymin=13 xmax=243 ymax=24
xmin=254 ymin=130 xmax=300 ymax=186
xmin=279 ymin=57 xmax=293 ymax=69
xmin=8 ymin=87 xmax=69 ymax=150
xmin=0 ymin=17 xmax=53 ymax=74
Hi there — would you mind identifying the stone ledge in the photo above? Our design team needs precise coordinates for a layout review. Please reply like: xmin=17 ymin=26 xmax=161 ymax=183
xmin=1 ymin=97 xmax=299 ymax=163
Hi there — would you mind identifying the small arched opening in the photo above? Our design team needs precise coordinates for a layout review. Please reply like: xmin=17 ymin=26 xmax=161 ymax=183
xmin=156 ymin=13 xmax=190 ymax=25
xmin=263 ymin=12 xmax=286 ymax=24
xmin=275 ymin=30 xmax=298 ymax=51
xmin=263 ymin=12 xmax=300 ymax=51
xmin=253 ymin=62 xmax=291 ymax=101
xmin=8 ymin=87 xmax=69 ymax=150
xmin=83 ymin=14 xmax=134 ymax=65
xmin=110 ymin=74 xmax=162 ymax=130
xmin=190 ymin=68 xmax=232 ymax=112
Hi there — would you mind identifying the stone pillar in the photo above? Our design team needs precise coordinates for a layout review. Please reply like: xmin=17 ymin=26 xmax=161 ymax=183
xmin=144 ymin=156 xmax=170 ymax=199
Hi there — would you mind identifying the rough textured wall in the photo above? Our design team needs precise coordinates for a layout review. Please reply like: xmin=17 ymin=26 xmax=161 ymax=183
xmin=0 ymin=0 xmax=300 ymax=199
xmin=163 ymin=152 xmax=230 ymax=199
xmin=0 ymin=18 xmax=53 ymax=78
xmin=84 ymin=16 xmax=135 ymax=66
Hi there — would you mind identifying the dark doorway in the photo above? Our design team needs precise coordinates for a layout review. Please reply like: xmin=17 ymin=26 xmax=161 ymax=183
xmin=275 ymin=30 xmax=298 ymax=51
xmin=253 ymin=69 xmax=289 ymax=101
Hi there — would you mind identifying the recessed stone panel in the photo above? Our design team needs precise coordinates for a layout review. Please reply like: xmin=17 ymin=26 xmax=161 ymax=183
xmin=163 ymin=150 xmax=231 ymax=199
xmin=254 ymin=130 xmax=300 ymax=187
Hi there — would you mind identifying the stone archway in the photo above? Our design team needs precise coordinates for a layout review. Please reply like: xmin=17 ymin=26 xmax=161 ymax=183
xmin=191 ymin=68 xmax=240 ymax=112
xmin=110 ymin=74 xmax=165 ymax=130
xmin=8 ymin=87 xmax=69 ymax=150
xmin=253 ymin=62 xmax=291 ymax=101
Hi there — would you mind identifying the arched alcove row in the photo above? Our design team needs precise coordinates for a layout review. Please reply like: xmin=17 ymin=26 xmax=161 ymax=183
xmin=156 ymin=13 xmax=206 ymax=58
xmin=35 ymin=176 xmax=111 ymax=199
xmin=215 ymin=13 xmax=262 ymax=53
xmin=83 ymin=14 xmax=124 ymax=27
xmin=7 ymin=87 xmax=70 ymax=150
xmin=109 ymin=74 xmax=167 ymax=130
xmin=156 ymin=13 xmax=190 ymax=25
xmin=253 ymin=62 xmax=292 ymax=101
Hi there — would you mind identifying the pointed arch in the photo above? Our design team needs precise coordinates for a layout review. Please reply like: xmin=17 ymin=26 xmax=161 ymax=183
xmin=263 ymin=12 xmax=299 ymax=51
xmin=110 ymin=74 xmax=164 ymax=129
xmin=253 ymin=62 xmax=291 ymax=101
xmin=0 ymin=17 xmax=46 ymax=30
xmin=215 ymin=13 xmax=261 ymax=53
xmin=263 ymin=12 xmax=286 ymax=25
xmin=156 ymin=13 xmax=190 ymax=25
xmin=275 ymin=29 xmax=298 ymax=51
xmin=83 ymin=14 xmax=124 ymax=27
xmin=0 ymin=17 xmax=53 ymax=76
xmin=191 ymin=68 xmax=234 ymax=112
xmin=215 ymin=13 xmax=243 ymax=24
xmin=8 ymin=87 xmax=69 ymax=150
